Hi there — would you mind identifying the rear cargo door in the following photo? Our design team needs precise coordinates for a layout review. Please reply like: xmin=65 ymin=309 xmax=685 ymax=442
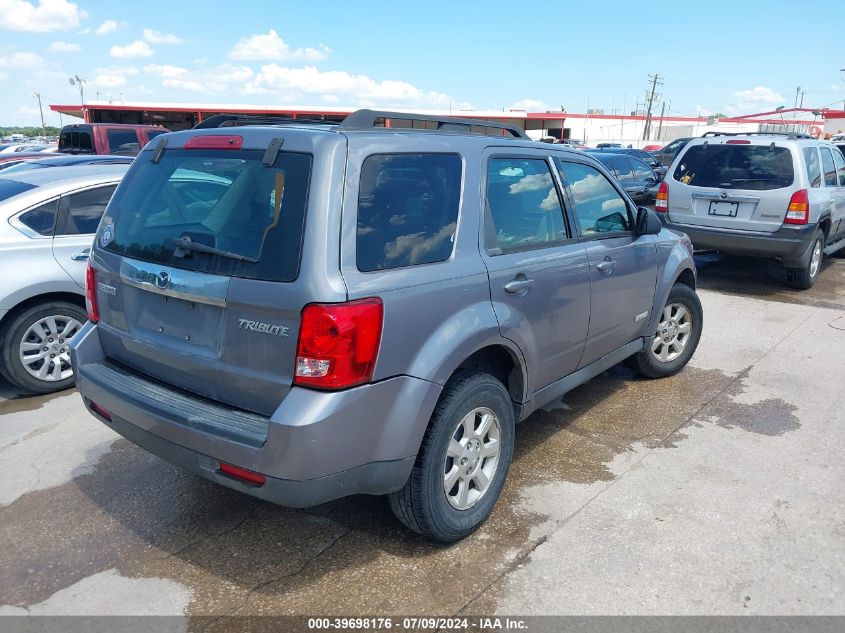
xmin=93 ymin=148 xmax=313 ymax=416
xmin=668 ymin=142 xmax=796 ymax=233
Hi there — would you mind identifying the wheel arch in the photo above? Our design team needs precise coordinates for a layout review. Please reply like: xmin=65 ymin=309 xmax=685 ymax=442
xmin=0 ymin=291 xmax=86 ymax=336
xmin=646 ymin=241 xmax=697 ymax=336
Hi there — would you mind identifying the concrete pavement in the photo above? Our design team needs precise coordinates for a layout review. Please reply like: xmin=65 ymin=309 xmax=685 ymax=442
xmin=0 ymin=255 xmax=843 ymax=621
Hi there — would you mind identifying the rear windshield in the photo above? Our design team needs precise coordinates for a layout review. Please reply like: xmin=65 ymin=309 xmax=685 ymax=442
xmin=0 ymin=179 xmax=37 ymax=202
xmin=101 ymin=149 xmax=311 ymax=282
xmin=59 ymin=127 xmax=94 ymax=153
xmin=673 ymin=144 xmax=794 ymax=190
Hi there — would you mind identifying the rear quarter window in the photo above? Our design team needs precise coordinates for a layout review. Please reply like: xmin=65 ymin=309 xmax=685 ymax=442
xmin=673 ymin=144 xmax=794 ymax=190
xmin=803 ymin=147 xmax=821 ymax=188
xmin=356 ymin=153 xmax=462 ymax=272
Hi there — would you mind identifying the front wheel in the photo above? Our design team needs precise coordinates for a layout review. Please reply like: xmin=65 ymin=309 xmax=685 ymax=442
xmin=388 ymin=371 xmax=515 ymax=542
xmin=627 ymin=283 xmax=703 ymax=379
xmin=0 ymin=301 xmax=87 ymax=394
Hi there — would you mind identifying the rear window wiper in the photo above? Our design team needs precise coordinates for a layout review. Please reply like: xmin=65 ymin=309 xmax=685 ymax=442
xmin=168 ymin=236 xmax=258 ymax=263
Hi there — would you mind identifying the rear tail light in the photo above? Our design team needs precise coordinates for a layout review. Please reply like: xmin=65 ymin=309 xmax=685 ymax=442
xmin=784 ymin=189 xmax=809 ymax=225
xmin=85 ymin=261 xmax=99 ymax=322
xmin=184 ymin=135 xmax=243 ymax=150
xmin=655 ymin=181 xmax=669 ymax=212
xmin=295 ymin=298 xmax=383 ymax=390
xmin=219 ymin=462 xmax=266 ymax=486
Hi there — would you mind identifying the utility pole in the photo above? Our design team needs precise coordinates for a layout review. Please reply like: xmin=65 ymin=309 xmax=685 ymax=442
xmin=656 ymin=101 xmax=666 ymax=142
xmin=794 ymin=86 xmax=801 ymax=109
xmin=642 ymin=73 xmax=663 ymax=140
xmin=31 ymin=92 xmax=46 ymax=137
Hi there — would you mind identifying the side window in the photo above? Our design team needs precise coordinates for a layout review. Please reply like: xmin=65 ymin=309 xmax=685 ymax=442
xmin=356 ymin=153 xmax=461 ymax=272
xmin=557 ymin=160 xmax=632 ymax=236
xmin=107 ymin=129 xmax=140 ymax=156
xmin=484 ymin=157 xmax=567 ymax=254
xmin=820 ymin=148 xmax=837 ymax=187
xmin=17 ymin=200 xmax=58 ymax=236
xmin=58 ymin=186 xmax=117 ymax=236
xmin=610 ymin=157 xmax=633 ymax=180
xmin=803 ymin=148 xmax=821 ymax=188
xmin=631 ymin=158 xmax=654 ymax=180
xmin=831 ymin=148 xmax=845 ymax=187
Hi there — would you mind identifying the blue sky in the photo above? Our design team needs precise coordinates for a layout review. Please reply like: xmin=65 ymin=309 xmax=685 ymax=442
xmin=1 ymin=0 xmax=844 ymax=126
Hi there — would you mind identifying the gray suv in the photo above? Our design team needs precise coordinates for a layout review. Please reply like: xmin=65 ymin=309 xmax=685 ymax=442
xmin=658 ymin=132 xmax=845 ymax=288
xmin=71 ymin=111 xmax=702 ymax=541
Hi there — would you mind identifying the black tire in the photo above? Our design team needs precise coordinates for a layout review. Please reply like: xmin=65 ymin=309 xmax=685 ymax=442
xmin=785 ymin=230 xmax=824 ymax=289
xmin=388 ymin=371 xmax=515 ymax=542
xmin=0 ymin=301 xmax=87 ymax=394
xmin=627 ymin=283 xmax=703 ymax=379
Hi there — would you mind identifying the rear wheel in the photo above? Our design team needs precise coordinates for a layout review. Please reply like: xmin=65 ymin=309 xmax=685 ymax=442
xmin=785 ymin=230 xmax=824 ymax=289
xmin=388 ymin=371 xmax=515 ymax=542
xmin=0 ymin=301 xmax=86 ymax=394
xmin=627 ymin=283 xmax=703 ymax=379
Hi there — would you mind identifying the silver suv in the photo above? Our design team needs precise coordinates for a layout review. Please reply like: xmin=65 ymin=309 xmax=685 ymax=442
xmin=71 ymin=111 xmax=702 ymax=541
xmin=0 ymin=165 xmax=127 ymax=392
xmin=657 ymin=132 xmax=845 ymax=288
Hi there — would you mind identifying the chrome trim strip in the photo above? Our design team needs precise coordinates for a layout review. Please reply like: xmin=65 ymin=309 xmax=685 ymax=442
xmin=691 ymin=191 xmax=760 ymax=203
xmin=119 ymin=258 xmax=229 ymax=307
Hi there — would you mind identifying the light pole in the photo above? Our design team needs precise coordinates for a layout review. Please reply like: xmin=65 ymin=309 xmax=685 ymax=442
xmin=31 ymin=92 xmax=46 ymax=137
xmin=68 ymin=75 xmax=86 ymax=105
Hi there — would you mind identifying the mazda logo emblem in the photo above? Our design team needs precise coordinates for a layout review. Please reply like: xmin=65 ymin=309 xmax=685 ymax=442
xmin=155 ymin=271 xmax=171 ymax=289
xmin=720 ymin=192 xmax=728 ymax=199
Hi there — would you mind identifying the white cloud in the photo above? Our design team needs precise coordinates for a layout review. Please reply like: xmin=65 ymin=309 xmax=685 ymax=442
xmin=143 ymin=28 xmax=183 ymax=44
xmin=508 ymin=98 xmax=548 ymax=111
xmin=143 ymin=63 xmax=189 ymax=79
xmin=0 ymin=71 xmax=8 ymax=81
xmin=162 ymin=77 xmax=206 ymax=92
xmin=18 ymin=104 xmax=41 ymax=117
xmin=229 ymin=29 xmax=329 ymax=62
xmin=90 ymin=65 xmax=138 ymax=88
xmin=0 ymin=0 xmax=87 ymax=32
xmin=143 ymin=63 xmax=252 ymax=93
xmin=244 ymin=64 xmax=451 ymax=108
xmin=91 ymin=73 xmax=126 ymax=88
xmin=732 ymin=86 xmax=784 ymax=113
xmin=0 ymin=51 xmax=44 ymax=68
xmin=110 ymin=40 xmax=154 ymax=59
xmin=49 ymin=40 xmax=80 ymax=52
xmin=95 ymin=19 xmax=117 ymax=35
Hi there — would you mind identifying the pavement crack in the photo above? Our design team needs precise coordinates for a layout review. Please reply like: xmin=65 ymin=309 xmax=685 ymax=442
xmin=202 ymin=525 xmax=353 ymax=625
xmin=150 ymin=500 xmax=262 ymax=563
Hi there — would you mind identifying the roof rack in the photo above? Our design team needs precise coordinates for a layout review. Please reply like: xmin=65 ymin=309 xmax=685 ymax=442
xmin=701 ymin=131 xmax=813 ymax=140
xmin=338 ymin=109 xmax=529 ymax=139
xmin=193 ymin=113 xmax=339 ymax=130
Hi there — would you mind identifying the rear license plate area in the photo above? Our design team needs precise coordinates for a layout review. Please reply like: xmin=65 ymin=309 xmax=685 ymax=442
xmin=708 ymin=201 xmax=739 ymax=217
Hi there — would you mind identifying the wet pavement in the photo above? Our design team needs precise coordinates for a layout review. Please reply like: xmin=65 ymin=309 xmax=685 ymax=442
xmin=0 ymin=254 xmax=843 ymax=622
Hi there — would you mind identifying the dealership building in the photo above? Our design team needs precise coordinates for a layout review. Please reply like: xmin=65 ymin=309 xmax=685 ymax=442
xmin=49 ymin=101 xmax=843 ymax=146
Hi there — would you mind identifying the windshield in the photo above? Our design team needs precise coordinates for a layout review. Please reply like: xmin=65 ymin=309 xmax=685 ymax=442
xmin=673 ymin=144 xmax=794 ymax=190
xmin=0 ymin=179 xmax=37 ymax=202
xmin=101 ymin=149 xmax=312 ymax=282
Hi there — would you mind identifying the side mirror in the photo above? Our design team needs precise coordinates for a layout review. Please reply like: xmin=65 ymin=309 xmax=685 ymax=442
xmin=636 ymin=207 xmax=662 ymax=236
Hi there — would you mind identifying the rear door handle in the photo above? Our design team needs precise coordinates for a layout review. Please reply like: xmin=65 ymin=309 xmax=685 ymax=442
xmin=71 ymin=248 xmax=90 ymax=261
xmin=504 ymin=278 xmax=535 ymax=293
xmin=595 ymin=257 xmax=615 ymax=275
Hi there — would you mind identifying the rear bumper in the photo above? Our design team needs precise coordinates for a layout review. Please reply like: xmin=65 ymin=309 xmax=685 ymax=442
xmin=71 ymin=322 xmax=441 ymax=507
xmin=660 ymin=217 xmax=818 ymax=261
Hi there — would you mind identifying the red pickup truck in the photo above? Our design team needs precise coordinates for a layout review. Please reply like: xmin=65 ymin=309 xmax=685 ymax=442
xmin=58 ymin=123 xmax=169 ymax=156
